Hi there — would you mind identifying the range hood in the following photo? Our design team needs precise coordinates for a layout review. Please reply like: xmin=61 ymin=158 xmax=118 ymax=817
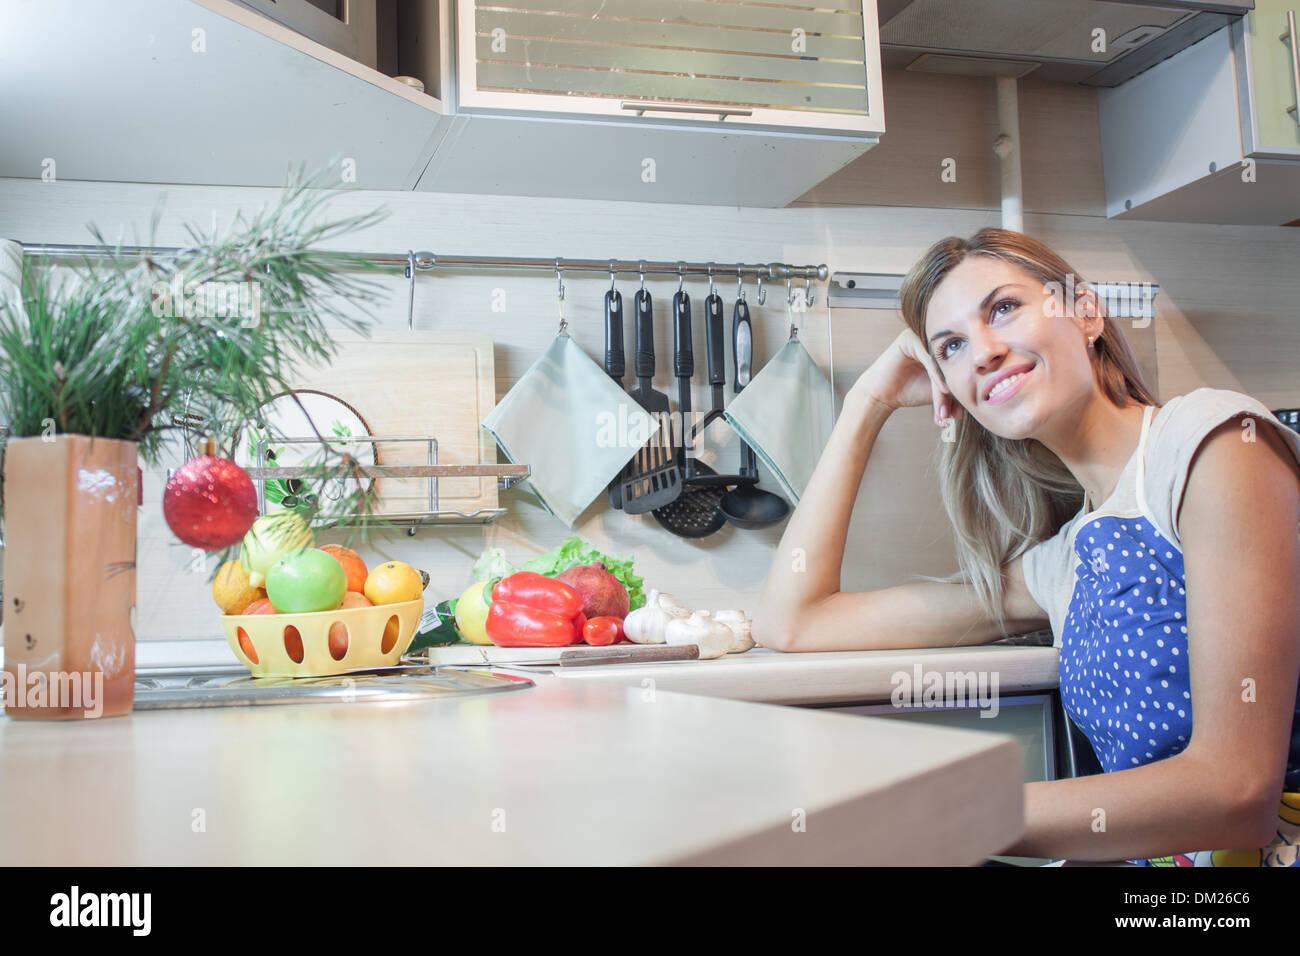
xmin=877 ymin=0 xmax=1252 ymax=85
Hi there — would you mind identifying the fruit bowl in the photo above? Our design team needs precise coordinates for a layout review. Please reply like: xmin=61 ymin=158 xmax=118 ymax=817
xmin=220 ymin=599 xmax=424 ymax=678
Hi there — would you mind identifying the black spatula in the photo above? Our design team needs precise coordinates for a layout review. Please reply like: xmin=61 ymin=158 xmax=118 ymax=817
xmin=618 ymin=288 xmax=682 ymax=514
xmin=603 ymin=288 xmax=626 ymax=510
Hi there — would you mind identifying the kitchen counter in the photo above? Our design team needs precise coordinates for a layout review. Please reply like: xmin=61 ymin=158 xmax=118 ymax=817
xmin=0 ymin=665 xmax=1025 ymax=865
xmin=429 ymin=644 xmax=1061 ymax=706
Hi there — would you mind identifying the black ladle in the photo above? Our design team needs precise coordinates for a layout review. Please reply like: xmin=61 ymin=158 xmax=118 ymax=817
xmin=719 ymin=297 xmax=790 ymax=530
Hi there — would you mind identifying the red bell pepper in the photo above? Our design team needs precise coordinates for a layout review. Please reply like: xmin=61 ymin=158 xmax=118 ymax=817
xmin=485 ymin=572 xmax=585 ymax=647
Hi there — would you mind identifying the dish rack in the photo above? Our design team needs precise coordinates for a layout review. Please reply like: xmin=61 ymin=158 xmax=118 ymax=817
xmin=242 ymin=434 xmax=531 ymax=532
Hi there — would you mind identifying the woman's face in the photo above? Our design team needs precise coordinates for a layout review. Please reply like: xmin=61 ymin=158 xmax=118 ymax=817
xmin=924 ymin=255 xmax=1100 ymax=440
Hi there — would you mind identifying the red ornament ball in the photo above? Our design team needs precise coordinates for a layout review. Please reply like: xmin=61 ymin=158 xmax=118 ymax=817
xmin=163 ymin=455 xmax=258 ymax=550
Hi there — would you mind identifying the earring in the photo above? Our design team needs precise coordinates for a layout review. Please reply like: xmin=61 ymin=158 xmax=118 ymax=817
xmin=1087 ymin=335 xmax=1095 ymax=349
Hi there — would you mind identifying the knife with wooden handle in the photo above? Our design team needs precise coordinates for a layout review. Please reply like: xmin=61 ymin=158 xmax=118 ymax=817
xmin=506 ymin=644 xmax=701 ymax=667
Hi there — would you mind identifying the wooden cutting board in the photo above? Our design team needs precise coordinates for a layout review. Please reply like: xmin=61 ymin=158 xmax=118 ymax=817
xmin=285 ymin=328 xmax=498 ymax=516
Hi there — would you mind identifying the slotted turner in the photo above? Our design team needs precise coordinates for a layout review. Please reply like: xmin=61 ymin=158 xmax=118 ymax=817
xmin=619 ymin=288 xmax=682 ymax=513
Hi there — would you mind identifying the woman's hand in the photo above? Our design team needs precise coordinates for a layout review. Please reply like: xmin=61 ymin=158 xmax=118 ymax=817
xmin=851 ymin=328 xmax=962 ymax=426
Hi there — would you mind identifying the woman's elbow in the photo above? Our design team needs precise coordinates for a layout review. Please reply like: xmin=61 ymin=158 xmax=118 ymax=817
xmin=1213 ymin=773 xmax=1282 ymax=850
xmin=750 ymin=614 xmax=796 ymax=652
xmin=1235 ymin=790 xmax=1282 ymax=850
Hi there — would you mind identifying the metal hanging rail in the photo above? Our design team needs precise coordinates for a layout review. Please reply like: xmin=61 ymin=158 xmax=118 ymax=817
xmin=19 ymin=244 xmax=828 ymax=283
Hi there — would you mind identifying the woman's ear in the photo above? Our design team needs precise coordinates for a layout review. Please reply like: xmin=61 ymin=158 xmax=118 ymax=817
xmin=1072 ymin=285 xmax=1105 ymax=340
xmin=1074 ymin=284 xmax=1100 ymax=320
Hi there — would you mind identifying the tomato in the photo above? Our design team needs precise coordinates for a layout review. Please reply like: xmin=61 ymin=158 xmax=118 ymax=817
xmin=583 ymin=616 xmax=621 ymax=646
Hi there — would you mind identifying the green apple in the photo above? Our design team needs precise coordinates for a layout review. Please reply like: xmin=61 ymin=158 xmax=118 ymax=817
xmin=265 ymin=548 xmax=347 ymax=614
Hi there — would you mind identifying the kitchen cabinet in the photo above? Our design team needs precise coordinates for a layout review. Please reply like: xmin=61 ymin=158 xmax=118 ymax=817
xmin=1098 ymin=8 xmax=1300 ymax=225
xmin=0 ymin=0 xmax=884 ymax=206
xmin=453 ymin=0 xmax=880 ymax=136
xmin=1235 ymin=0 xmax=1300 ymax=158
xmin=0 ymin=0 xmax=449 ymax=190
xmin=417 ymin=0 xmax=885 ymax=205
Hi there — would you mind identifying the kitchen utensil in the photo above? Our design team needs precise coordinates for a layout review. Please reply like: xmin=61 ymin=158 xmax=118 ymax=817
xmin=279 ymin=329 xmax=497 ymax=516
xmin=690 ymin=287 xmax=729 ymax=443
xmin=220 ymin=597 xmax=424 ymax=678
xmin=682 ymin=294 xmax=757 ymax=489
xmin=652 ymin=287 xmax=729 ymax=538
xmin=604 ymin=286 xmax=626 ymax=510
xmin=618 ymin=288 xmax=682 ymax=514
xmin=722 ymin=321 xmax=844 ymax=507
xmin=484 ymin=644 xmax=702 ymax=667
xmin=719 ymin=300 xmax=791 ymax=529
xmin=482 ymin=330 xmax=650 ymax=527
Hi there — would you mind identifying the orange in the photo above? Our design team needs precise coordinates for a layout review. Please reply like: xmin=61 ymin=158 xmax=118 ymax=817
xmin=243 ymin=598 xmax=278 ymax=615
xmin=319 ymin=545 xmax=368 ymax=593
xmin=328 ymin=592 xmax=373 ymax=659
xmin=363 ymin=561 xmax=424 ymax=605
xmin=213 ymin=560 xmax=263 ymax=614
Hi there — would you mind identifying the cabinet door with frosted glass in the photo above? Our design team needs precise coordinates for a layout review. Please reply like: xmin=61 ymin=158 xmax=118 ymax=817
xmin=453 ymin=0 xmax=885 ymax=136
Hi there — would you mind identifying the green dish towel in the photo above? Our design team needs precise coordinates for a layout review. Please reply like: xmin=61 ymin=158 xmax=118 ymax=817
xmin=482 ymin=333 xmax=659 ymax=527
xmin=722 ymin=337 xmax=842 ymax=505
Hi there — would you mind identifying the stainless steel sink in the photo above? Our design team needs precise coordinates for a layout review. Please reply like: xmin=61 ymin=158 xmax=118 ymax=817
xmin=132 ymin=663 xmax=534 ymax=710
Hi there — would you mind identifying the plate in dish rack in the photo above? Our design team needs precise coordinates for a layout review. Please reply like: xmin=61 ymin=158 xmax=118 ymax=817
xmin=234 ymin=389 xmax=377 ymax=513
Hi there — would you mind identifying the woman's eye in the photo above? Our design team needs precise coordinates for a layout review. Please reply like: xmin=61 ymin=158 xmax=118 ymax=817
xmin=934 ymin=299 xmax=1020 ymax=361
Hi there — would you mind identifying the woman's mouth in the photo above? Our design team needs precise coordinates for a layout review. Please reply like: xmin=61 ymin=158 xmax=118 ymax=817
xmin=985 ymin=365 xmax=1035 ymax=404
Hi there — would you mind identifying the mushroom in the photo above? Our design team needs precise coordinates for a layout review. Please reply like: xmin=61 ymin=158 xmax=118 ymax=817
xmin=712 ymin=609 xmax=754 ymax=654
xmin=665 ymin=610 xmax=734 ymax=660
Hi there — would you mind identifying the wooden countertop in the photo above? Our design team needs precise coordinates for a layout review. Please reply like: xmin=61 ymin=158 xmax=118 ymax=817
xmin=0 ymin=664 xmax=1025 ymax=865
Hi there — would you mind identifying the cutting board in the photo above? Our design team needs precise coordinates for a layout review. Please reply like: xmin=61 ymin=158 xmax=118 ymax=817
xmin=423 ymin=643 xmax=702 ymax=666
xmin=284 ymin=329 xmax=498 ymax=516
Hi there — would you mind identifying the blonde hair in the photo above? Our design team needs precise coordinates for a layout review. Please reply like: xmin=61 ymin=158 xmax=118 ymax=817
xmin=899 ymin=228 xmax=1158 ymax=637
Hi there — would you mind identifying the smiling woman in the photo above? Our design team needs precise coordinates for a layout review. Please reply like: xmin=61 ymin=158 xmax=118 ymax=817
xmin=754 ymin=227 xmax=1300 ymax=867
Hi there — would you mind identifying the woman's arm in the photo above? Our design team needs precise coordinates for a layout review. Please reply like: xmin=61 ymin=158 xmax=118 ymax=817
xmin=752 ymin=387 xmax=892 ymax=649
xmin=754 ymin=329 xmax=1047 ymax=651
xmin=1004 ymin=416 xmax=1300 ymax=860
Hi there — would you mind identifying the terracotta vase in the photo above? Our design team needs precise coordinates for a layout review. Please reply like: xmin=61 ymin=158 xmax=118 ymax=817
xmin=2 ymin=435 xmax=137 ymax=719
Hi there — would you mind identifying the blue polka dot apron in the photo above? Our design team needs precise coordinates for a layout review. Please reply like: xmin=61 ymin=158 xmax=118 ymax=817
xmin=1057 ymin=404 xmax=1300 ymax=866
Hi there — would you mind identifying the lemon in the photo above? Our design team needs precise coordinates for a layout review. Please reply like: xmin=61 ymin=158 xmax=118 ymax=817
xmin=454 ymin=580 xmax=494 ymax=646
xmin=363 ymin=561 xmax=425 ymax=605
xmin=212 ymin=560 xmax=264 ymax=614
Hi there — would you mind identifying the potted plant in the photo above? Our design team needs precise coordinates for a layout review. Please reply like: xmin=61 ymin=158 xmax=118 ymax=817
xmin=0 ymin=173 xmax=389 ymax=718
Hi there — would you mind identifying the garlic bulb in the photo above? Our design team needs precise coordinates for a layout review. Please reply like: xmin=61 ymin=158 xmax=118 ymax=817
xmin=712 ymin=610 xmax=754 ymax=654
xmin=664 ymin=609 xmax=734 ymax=660
xmin=622 ymin=588 xmax=690 ymax=644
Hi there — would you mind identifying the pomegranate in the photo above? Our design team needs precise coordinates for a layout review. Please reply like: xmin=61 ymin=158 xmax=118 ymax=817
xmin=555 ymin=561 xmax=630 ymax=620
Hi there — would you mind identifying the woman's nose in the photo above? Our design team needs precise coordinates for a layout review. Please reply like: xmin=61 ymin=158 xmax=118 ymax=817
xmin=969 ymin=329 xmax=1008 ymax=373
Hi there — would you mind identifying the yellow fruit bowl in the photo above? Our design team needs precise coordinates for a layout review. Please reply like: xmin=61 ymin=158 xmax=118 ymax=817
xmin=220 ymin=599 xmax=424 ymax=678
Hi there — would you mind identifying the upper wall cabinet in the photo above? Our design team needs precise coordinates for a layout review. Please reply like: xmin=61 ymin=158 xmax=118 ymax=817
xmin=0 ymin=0 xmax=885 ymax=207
xmin=0 ymin=0 xmax=449 ymax=191
xmin=418 ymin=0 xmax=885 ymax=205
xmin=1235 ymin=0 xmax=1300 ymax=159
xmin=1098 ymin=1 xmax=1300 ymax=226
xmin=455 ymin=0 xmax=880 ymax=135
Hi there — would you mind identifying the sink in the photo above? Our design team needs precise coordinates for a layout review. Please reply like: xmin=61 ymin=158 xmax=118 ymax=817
xmin=131 ymin=663 xmax=534 ymax=710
